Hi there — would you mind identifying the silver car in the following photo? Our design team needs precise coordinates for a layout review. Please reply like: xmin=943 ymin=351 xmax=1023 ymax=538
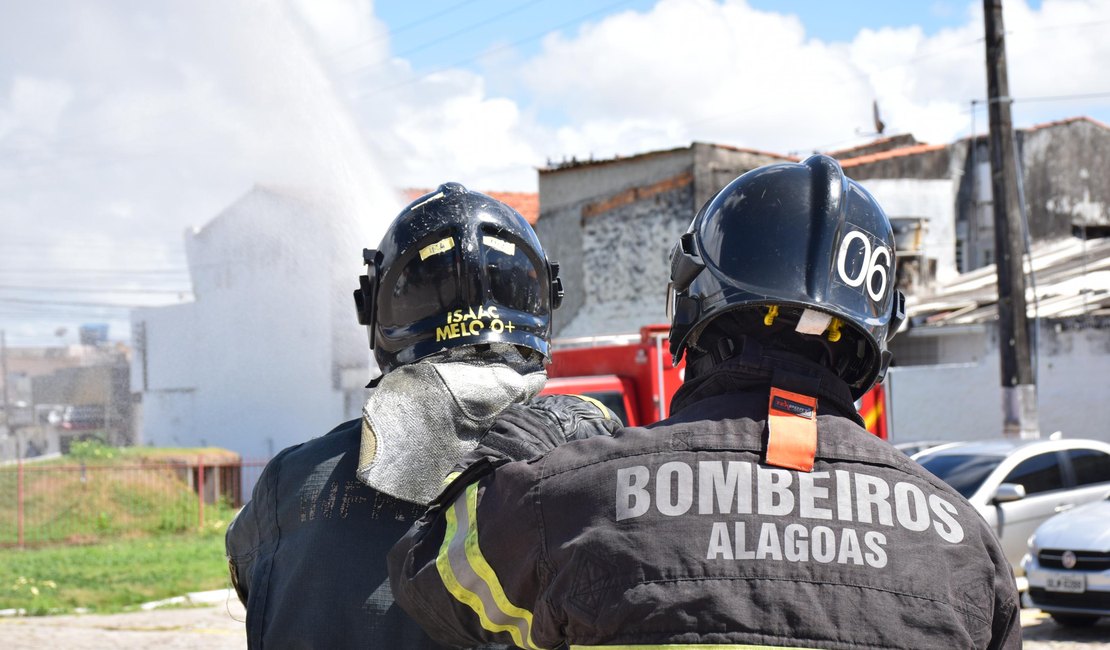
xmin=1022 ymin=497 xmax=1110 ymax=627
xmin=914 ymin=438 xmax=1110 ymax=573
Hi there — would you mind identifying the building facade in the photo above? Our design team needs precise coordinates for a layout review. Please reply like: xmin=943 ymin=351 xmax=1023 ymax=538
xmin=537 ymin=143 xmax=794 ymax=337
xmin=131 ymin=187 xmax=379 ymax=460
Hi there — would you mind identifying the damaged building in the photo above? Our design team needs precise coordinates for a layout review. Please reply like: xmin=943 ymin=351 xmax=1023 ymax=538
xmin=536 ymin=143 xmax=794 ymax=337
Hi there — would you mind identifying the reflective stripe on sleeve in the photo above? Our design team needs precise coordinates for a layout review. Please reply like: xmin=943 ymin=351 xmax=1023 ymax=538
xmin=435 ymin=482 xmax=544 ymax=649
xmin=571 ymin=394 xmax=612 ymax=419
xmin=572 ymin=638 xmax=825 ymax=643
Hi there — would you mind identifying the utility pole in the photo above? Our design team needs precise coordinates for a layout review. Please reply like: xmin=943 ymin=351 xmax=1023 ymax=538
xmin=983 ymin=0 xmax=1038 ymax=438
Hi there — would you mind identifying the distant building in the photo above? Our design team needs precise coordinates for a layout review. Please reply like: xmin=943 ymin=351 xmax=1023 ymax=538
xmin=0 ymin=343 xmax=131 ymax=460
xmin=131 ymin=186 xmax=381 ymax=460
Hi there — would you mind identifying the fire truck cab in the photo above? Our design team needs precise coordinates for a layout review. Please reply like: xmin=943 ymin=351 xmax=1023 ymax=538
xmin=541 ymin=324 xmax=888 ymax=438
xmin=540 ymin=325 xmax=682 ymax=427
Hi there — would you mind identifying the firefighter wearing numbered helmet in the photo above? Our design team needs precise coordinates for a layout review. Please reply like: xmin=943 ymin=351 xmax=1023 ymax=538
xmin=226 ymin=183 xmax=619 ymax=649
xmin=389 ymin=157 xmax=1022 ymax=649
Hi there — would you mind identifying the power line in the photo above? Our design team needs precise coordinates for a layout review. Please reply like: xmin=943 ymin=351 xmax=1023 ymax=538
xmin=0 ymin=285 xmax=192 ymax=295
xmin=352 ymin=0 xmax=640 ymax=98
xmin=0 ymin=296 xmax=185 ymax=309
xmin=0 ymin=269 xmax=190 ymax=277
xmin=963 ymin=91 xmax=1110 ymax=112
xmin=343 ymin=0 xmax=545 ymax=79
xmin=330 ymin=0 xmax=485 ymax=58
xmin=1014 ymin=91 xmax=1110 ymax=104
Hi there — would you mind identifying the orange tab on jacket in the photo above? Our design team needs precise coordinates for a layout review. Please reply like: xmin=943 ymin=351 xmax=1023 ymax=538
xmin=766 ymin=387 xmax=818 ymax=472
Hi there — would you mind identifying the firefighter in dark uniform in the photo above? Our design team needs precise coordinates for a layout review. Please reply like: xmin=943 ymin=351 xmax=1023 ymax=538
xmin=225 ymin=184 xmax=618 ymax=649
xmin=389 ymin=157 xmax=1023 ymax=649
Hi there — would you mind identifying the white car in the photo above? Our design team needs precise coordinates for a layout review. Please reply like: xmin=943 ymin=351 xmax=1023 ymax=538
xmin=1022 ymin=496 xmax=1110 ymax=627
xmin=914 ymin=438 xmax=1110 ymax=573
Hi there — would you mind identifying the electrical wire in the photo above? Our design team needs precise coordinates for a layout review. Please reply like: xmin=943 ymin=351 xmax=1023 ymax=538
xmin=352 ymin=0 xmax=640 ymax=97
xmin=0 ymin=285 xmax=191 ymax=295
xmin=0 ymin=296 xmax=184 ymax=309
xmin=330 ymin=0 xmax=489 ymax=59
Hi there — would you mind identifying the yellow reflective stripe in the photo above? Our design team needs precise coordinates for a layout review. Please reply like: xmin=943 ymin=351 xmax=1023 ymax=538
xmin=571 ymin=394 xmax=612 ymax=420
xmin=461 ymin=483 xmax=542 ymax=648
xmin=572 ymin=645 xmax=823 ymax=649
xmin=572 ymin=638 xmax=825 ymax=643
xmin=435 ymin=495 xmax=533 ymax=648
xmin=442 ymin=471 xmax=461 ymax=487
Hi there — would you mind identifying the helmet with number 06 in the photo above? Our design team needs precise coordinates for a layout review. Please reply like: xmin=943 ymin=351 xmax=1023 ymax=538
xmin=353 ymin=183 xmax=563 ymax=376
xmin=668 ymin=154 xmax=905 ymax=398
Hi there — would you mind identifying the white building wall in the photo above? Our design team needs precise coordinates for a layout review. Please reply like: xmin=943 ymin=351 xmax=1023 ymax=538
xmin=887 ymin=325 xmax=1110 ymax=445
xmin=861 ymin=178 xmax=959 ymax=282
xmin=132 ymin=188 xmax=382 ymax=460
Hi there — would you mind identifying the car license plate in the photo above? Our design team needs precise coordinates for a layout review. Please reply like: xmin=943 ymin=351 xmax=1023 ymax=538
xmin=1045 ymin=574 xmax=1086 ymax=593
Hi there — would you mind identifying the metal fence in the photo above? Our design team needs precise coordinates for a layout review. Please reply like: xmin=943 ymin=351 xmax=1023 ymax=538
xmin=0 ymin=457 xmax=269 ymax=547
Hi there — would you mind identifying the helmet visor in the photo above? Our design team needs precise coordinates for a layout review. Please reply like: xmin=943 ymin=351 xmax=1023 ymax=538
xmin=481 ymin=232 xmax=548 ymax=318
xmin=379 ymin=234 xmax=470 ymax=327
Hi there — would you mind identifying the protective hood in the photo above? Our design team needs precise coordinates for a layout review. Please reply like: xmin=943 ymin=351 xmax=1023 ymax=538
xmin=356 ymin=344 xmax=546 ymax=505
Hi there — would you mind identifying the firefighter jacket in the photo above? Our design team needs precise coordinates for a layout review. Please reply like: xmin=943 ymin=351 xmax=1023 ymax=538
xmin=227 ymin=395 xmax=620 ymax=649
xmin=389 ymin=357 xmax=1023 ymax=649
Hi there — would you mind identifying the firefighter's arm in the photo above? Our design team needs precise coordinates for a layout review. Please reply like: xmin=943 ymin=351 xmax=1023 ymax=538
xmin=987 ymin=558 xmax=1022 ymax=649
xmin=224 ymin=449 xmax=288 ymax=606
xmin=388 ymin=458 xmax=557 ymax=649
xmin=224 ymin=506 xmax=253 ymax=605
xmin=455 ymin=394 xmax=622 ymax=471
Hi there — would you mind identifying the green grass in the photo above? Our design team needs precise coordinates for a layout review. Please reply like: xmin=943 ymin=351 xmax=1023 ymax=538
xmin=0 ymin=442 xmax=241 ymax=546
xmin=0 ymin=524 xmax=233 ymax=615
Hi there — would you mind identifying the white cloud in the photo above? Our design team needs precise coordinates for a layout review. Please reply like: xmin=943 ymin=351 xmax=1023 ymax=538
xmin=8 ymin=76 xmax=74 ymax=136
xmin=517 ymin=0 xmax=1110 ymax=158
xmin=0 ymin=0 xmax=399 ymax=343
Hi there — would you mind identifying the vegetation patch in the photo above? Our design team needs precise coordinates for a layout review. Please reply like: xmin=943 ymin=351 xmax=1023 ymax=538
xmin=0 ymin=527 xmax=232 ymax=615
xmin=0 ymin=444 xmax=240 ymax=546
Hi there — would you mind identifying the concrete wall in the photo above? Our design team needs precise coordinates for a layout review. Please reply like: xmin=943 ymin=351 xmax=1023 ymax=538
xmin=887 ymin=323 xmax=1110 ymax=444
xmin=1021 ymin=119 xmax=1110 ymax=238
xmin=562 ymin=180 xmax=694 ymax=337
xmin=537 ymin=145 xmax=788 ymax=337
xmin=537 ymin=148 xmax=694 ymax=334
xmin=691 ymin=143 xmax=794 ymax=209
xmin=843 ymin=146 xmax=953 ymax=181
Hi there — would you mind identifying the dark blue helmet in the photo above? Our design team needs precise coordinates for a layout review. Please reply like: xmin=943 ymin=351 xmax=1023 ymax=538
xmin=354 ymin=183 xmax=563 ymax=375
xmin=668 ymin=155 xmax=905 ymax=398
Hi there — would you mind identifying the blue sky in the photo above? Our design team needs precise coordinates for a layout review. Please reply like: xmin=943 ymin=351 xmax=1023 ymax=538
xmin=0 ymin=0 xmax=1105 ymax=345
xmin=376 ymin=1 xmax=997 ymax=72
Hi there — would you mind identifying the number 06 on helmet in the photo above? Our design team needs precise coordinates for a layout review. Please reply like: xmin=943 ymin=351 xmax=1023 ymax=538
xmin=667 ymin=154 xmax=906 ymax=399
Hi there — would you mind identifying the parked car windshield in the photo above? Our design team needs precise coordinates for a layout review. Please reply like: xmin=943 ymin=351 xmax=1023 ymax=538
xmin=917 ymin=453 xmax=1003 ymax=498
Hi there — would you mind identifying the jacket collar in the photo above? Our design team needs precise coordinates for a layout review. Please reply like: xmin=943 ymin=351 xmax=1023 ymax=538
xmin=672 ymin=335 xmax=864 ymax=427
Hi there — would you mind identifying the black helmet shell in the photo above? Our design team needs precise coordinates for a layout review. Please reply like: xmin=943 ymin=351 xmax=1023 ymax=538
xmin=669 ymin=155 xmax=905 ymax=398
xmin=354 ymin=183 xmax=563 ymax=375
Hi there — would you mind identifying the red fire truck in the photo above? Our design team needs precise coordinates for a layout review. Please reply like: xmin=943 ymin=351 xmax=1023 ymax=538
xmin=541 ymin=324 xmax=888 ymax=438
